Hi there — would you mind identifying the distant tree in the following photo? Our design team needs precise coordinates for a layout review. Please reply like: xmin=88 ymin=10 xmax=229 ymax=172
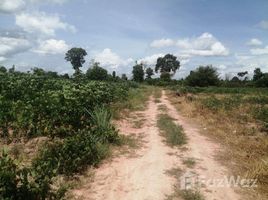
xmin=62 ymin=73 xmax=70 ymax=79
xmin=86 ymin=61 xmax=108 ymax=81
xmin=32 ymin=67 xmax=45 ymax=76
xmin=231 ymin=76 xmax=240 ymax=82
xmin=237 ymin=71 xmax=248 ymax=78
xmin=46 ymin=71 xmax=58 ymax=78
xmin=0 ymin=66 xmax=7 ymax=73
xmin=185 ymin=65 xmax=220 ymax=87
xmin=121 ymin=74 xmax=128 ymax=80
xmin=145 ymin=67 xmax=154 ymax=79
xmin=255 ymin=73 xmax=268 ymax=87
xmin=132 ymin=63 xmax=144 ymax=82
xmin=112 ymin=71 xmax=116 ymax=79
xmin=155 ymin=54 xmax=180 ymax=80
xmin=9 ymin=65 xmax=15 ymax=73
xmin=253 ymin=68 xmax=263 ymax=81
xmin=65 ymin=48 xmax=87 ymax=75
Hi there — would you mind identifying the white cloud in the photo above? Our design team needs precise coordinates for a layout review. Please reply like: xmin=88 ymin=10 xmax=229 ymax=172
xmin=138 ymin=53 xmax=164 ymax=66
xmin=250 ymin=45 xmax=268 ymax=55
xmin=138 ymin=53 xmax=190 ymax=67
xmin=150 ymin=33 xmax=229 ymax=57
xmin=258 ymin=20 xmax=268 ymax=30
xmin=236 ymin=53 xmax=268 ymax=72
xmin=246 ymin=38 xmax=263 ymax=46
xmin=178 ymin=33 xmax=229 ymax=56
xmin=94 ymin=48 xmax=133 ymax=69
xmin=34 ymin=39 xmax=69 ymax=54
xmin=0 ymin=36 xmax=31 ymax=60
xmin=0 ymin=57 xmax=7 ymax=62
xmin=150 ymin=39 xmax=175 ymax=48
xmin=15 ymin=11 xmax=76 ymax=36
xmin=0 ymin=0 xmax=25 ymax=13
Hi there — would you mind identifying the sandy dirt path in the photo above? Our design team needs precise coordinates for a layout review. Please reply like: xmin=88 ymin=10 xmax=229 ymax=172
xmin=72 ymin=91 xmax=240 ymax=200
xmin=161 ymin=90 xmax=240 ymax=200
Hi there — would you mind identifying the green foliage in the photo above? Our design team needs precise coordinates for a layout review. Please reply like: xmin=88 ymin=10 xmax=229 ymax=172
xmin=253 ymin=68 xmax=263 ymax=81
xmin=0 ymin=149 xmax=58 ymax=200
xmin=200 ymin=95 xmax=242 ymax=111
xmin=88 ymin=106 xmax=119 ymax=143
xmin=65 ymin=47 xmax=87 ymax=74
xmin=0 ymin=73 xmax=129 ymax=138
xmin=185 ymin=65 xmax=220 ymax=87
xmin=145 ymin=67 xmax=154 ymax=79
xmin=0 ymin=66 xmax=7 ymax=73
xmin=155 ymin=54 xmax=180 ymax=78
xmin=32 ymin=131 xmax=110 ymax=176
xmin=132 ymin=63 xmax=144 ymax=82
xmin=86 ymin=62 xmax=108 ymax=81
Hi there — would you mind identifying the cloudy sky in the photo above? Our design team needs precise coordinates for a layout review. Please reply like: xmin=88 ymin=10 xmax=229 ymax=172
xmin=0 ymin=0 xmax=268 ymax=78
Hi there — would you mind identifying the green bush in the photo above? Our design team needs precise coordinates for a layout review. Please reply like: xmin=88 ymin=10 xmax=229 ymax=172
xmin=32 ymin=132 xmax=107 ymax=176
xmin=0 ymin=149 xmax=58 ymax=200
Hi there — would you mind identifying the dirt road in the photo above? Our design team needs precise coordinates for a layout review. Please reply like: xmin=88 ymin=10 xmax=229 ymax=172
xmin=72 ymin=90 xmax=240 ymax=200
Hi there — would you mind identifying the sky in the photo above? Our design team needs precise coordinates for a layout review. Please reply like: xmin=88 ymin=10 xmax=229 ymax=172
xmin=0 ymin=0 xmax=268 ymax=78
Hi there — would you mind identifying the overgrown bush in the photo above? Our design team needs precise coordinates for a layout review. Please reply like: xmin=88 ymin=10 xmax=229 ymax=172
xmin=0 ymin=149 xmax=61 ymax=200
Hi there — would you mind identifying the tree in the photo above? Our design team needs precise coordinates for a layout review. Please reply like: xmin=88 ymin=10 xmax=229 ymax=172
xmin=253 ymin=68 xmax=263 ymax=81
xmin=0 ymin=66 xmax=7 ymax=73
xmin=86 ymin=61 xmax=108 ymax=81
xmin=32 ymin=67 xmax=45 ymax=76
xmin=185 ymin=65 xmax=220 ymax=87
xmin=121 ymin=74 xmax=128 ymax=80
xmin=112 ymin=71 xmax=116 ymax=79
xmin=132 ymin=63 xmax=144 ymax=82
xmin=65 ymin=48 xmax=87 ymax=75
xmin=145 ymin=67 xmax=154 ymax=79
xmin=237 ymin=71 xmax=248 ymax=78
xmin=155 ymin=54 xmax=180 ymax=80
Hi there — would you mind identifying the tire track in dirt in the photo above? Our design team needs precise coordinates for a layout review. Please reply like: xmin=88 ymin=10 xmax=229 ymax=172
xmin=72 ymin=91 xmax=241 ymax=200
xmin=72 ymin=95 xmax=181 ymax=200
xmin=160 ymin=90 xmax=241 ymax=200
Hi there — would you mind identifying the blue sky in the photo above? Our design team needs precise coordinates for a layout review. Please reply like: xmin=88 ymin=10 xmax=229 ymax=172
xmin=0 ymin=0 xmax=268 ymax=78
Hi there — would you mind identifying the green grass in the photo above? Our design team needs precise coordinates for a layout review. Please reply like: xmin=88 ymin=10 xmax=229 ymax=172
xmin=157 ymin=114 xmax=186 ymax=146
xmin=111 ymin=85 xmax=152 ymax=119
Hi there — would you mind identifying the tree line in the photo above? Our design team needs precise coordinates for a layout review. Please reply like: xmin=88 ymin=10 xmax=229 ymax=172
xmin=1 ymin=47 xmax=267 ymax=87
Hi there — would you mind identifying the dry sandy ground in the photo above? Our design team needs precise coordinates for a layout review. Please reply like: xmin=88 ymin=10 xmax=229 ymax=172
xmin=71 ymin=90 xmax=240 ymax=200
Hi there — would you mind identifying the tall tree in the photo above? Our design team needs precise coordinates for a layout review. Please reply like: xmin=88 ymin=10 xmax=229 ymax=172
xmin=112 ymin=71 xmax=116 ymax=79
xmin=86 ymin=61 xmax=108 ymax=81
xmin=145 ymin=67 xmax=154 ymax=79
xmin=132 ymin=63 xmax=144 ymax=82
xmin=185 ymin=65 xmax=219 ymax=87
xmin=155 ymin=54 xmax=180 ymax=80
xmin=253 ymin=68 xmax=263 ymax=81
xmin=121 ymin=74 xmax=128 ymax=80
xmin=65 ymin=48 xmax=87 ymax=75
xmin=0 ymin=66 xmax=7 ymax=73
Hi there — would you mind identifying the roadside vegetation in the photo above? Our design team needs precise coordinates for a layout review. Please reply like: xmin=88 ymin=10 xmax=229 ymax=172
xmin=168 ymin=87 xmax=268 ymax=199
xmin=1 ymin=47 xmax=268 ymax=199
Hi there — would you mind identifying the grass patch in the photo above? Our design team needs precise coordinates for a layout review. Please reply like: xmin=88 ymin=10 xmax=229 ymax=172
xmin=153 ymin=87 xmax=162 ymax=99
xmin=183 ymin=158 xmax=196 ymax=168
xmin=111 ymin=85 xmax=152 ymax=119
xmin=157 ymin=114 xmax=186 ymax=147
xmin=165 ymin=167 xmax=183 ymax=180
xmin=166 ymin=188 xmax=205 ymax=200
